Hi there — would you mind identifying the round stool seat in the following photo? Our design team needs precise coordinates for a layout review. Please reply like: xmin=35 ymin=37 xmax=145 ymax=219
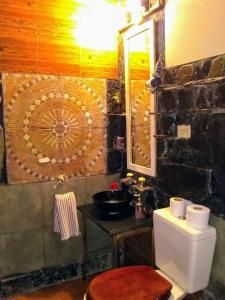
xmin=86 ymin=266 xmax=172 ymax=300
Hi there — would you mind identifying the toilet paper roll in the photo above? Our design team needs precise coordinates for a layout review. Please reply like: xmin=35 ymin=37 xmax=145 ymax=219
xmin=170 ymin=197 xmax=186 ymax=218
xmin=186 ymin=204 xmax=210 ymax=230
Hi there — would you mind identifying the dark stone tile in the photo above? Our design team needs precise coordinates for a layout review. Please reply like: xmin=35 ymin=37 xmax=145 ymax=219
xmin=207 ymin=113 xmax=225 ymax=173
xmin=30 ymin=270 xmax=45 ymax=288
xmin=84 ymin=252 xmax=112 ymax=274
xmin=157 ymin=113 xmax=176 ymax=136
xmin=0 ymin=261 xmax=81 ymax=298
xmin=158 ymin=89 xmax=177 ymax=112
xmin=214 ymin=81 xmax=225 ymax=107
xmin=175 ymin=64 xmax=194 ymax=85
xmin=195 ymin=85 xmax=213 ymax=109
xmin=161 ymin=67 xmax=177 ymax=85
xmin=205 ymin=194 xmax=225 ymax=218
xmin=42 ymin=266 xmax=63 ymax=286
xmin=177 ymin=87 xmax=194 ymax=111
xmin=162 ymin=138 xmax=211 ymax=167
xmin=59 ymin=262 xmax=78 ymax=280
xmin=107 ymin=115 xmax=126 ymax=149
xmin=192 ymin=59 xmax=212 ymax=81
xmin=201 ymin=59 xmax=212 ymax=78
xmin=190 ymin=113 xmax=213 ymax=167
xmin=205 ymin=276 xmax=225 ymax=300
xmin=174 ymin=111 xmax=193 ymax=127
xmin=158 ymin=162 xmax=210 ymax=201
xmin=1 ymin=273 xmax=32 ymax=298
xmin=156 ymin=139 xmax=166 ymax=158
xmin=107 ymin=150 xmax=126 ymax=175
xmin=153 ymin=188 xmax=170 ymax=209
xmin=208 ymin=54 xmax=225 ymax=78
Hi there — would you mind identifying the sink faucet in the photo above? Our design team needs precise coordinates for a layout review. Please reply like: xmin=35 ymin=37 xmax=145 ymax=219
xmin=127 ymin=176 xmax=154 ymax=218
xmin=120 ymin=172 xmax=136 ymax=185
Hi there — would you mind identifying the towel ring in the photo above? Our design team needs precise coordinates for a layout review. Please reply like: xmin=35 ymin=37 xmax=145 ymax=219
xmin=54 ymin=175 xmax=72 ymax=190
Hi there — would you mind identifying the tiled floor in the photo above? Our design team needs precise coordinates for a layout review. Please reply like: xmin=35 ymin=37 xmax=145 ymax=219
xmin=8 ymin=274 xmax=203 ymax=300
xmin=9 ymin=276 xmax=94 ymax=300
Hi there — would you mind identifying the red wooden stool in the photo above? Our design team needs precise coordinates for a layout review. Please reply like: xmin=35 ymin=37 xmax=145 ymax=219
xmin=86 ymin=266 xmax=172 ymax=300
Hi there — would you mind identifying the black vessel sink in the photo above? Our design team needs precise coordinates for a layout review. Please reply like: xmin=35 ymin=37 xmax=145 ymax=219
xmin=93 ymin=190 xmax=133 ymax=215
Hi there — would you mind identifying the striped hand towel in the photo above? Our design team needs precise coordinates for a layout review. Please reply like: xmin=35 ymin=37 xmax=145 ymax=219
xmin=54 ymin=192 xmax=80 ymax=240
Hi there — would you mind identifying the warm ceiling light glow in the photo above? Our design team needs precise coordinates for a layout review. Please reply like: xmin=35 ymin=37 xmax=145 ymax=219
xmin=126 ymin=0 xmax=142 ymax=24
xmin=73 ymin=0 xmax=124 ymax=51
xmin=165 ymin=0 xmax=179 ymax=44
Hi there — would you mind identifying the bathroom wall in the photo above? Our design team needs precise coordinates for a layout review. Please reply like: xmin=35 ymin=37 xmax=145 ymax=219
xmin=165 ymin=0 xmax=225 ymax=67
xmin=124 ymin=53 xmax=225 ymax=299
xmin=2 ymin=73 xmax=107 ymax=183
xmin=0 ymin=71 xmax=123 ymax=279
xmin=155 ymin=53 xmax=225 ymax=298
xmin=0 ymin=1 xmax=125 ymax=290
xmin=0 ymin=0 xmax=123 ymax=79
xmin=0 ymin=173 xmax=119 ymax=297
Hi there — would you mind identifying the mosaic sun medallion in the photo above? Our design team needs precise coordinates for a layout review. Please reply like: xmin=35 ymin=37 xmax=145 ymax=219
xmin=3 ymin=74 xmax=107 ymax=183
xmin=130 ymin=80 xmax=151 ymax=168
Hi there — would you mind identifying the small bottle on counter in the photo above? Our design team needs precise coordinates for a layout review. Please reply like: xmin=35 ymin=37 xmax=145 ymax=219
xmin=134 ymin=194 xmax=146 ymax=220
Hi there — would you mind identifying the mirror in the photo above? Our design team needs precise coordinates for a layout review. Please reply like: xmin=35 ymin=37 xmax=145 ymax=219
xmin=124 ymin=20 xmax=156 ymax=176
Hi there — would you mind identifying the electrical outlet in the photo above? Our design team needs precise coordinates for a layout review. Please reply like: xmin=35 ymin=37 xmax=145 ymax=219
xmin=177 ymin=125 xmax=191 ymax=139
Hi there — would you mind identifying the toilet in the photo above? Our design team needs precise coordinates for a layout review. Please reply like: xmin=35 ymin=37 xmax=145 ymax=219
xmin=84 ymin=207 xmax=216 ymax=300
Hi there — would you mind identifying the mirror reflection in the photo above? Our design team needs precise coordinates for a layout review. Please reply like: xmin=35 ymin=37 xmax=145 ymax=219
xmin=125 ymin=20 xmax=156 ymax=176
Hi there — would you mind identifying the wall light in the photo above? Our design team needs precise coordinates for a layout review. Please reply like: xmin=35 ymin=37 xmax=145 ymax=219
xmin=74 ymin=0 xmax=124 ymax=51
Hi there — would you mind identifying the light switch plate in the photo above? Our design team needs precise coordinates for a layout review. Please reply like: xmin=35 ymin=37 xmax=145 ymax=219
xmin=177 ymin=124 xmax=191 ymax=139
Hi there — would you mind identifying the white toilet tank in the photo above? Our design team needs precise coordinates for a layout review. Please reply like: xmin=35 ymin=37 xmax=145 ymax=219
xmin=153 ymin=207 xmax=216 ymax=294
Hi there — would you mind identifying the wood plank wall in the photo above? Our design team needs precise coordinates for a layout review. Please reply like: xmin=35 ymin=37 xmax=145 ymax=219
xmin=0 ymin=0 xmax=119 ymax=79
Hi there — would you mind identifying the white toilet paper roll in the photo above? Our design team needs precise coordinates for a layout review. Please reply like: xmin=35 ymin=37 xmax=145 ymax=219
xmin=186 ymin=204 xmax=210 ymax=230
xmin=170 ymin=197 xmax=185 ymax=218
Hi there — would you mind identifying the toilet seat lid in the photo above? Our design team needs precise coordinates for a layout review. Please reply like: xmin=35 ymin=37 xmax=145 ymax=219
xmin=86 ymin=265 xmax=172 ymax=300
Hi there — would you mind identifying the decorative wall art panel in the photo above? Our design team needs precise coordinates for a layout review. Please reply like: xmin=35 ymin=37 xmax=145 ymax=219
xmin=3 ymin=74 xmax=107 ymax=184
xmin=131 ymin=80 xmax=151 ymax=168
xmin=0 ymin=74 xmax=5 ymax=182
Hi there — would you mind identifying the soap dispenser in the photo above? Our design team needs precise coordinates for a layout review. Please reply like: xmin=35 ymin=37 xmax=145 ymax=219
xmin=134 ymin=193 xmax=146 ymax=219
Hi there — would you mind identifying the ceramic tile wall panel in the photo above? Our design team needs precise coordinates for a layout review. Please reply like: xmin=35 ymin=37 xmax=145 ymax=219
xmin=3 ymin=74 xmax=107 ymax=183
xmin=130 ymin=80 xmax=151 ymax=168
xmin=0 ymin=0 xmax=119 ymax=79
xmin=0 ymin=0 xmax=37 ymax=73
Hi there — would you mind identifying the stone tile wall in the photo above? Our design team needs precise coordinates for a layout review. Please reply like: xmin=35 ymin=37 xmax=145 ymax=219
xmin=124 ymin=53 xmax=225 ymax=299
xmin=157 ymin=53 xmax=225 ymax=298
xmin=0 ymin=173 xmax=119 ymax=297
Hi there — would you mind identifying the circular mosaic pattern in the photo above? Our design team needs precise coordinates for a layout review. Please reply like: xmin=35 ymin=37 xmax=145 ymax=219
xmin=4 ymin=74 xmax=106 ymax=182
xmin=22 ymin=93 xmax=92 ymax=164
xmin=131 ymin=83 xmax=151 ymax=167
